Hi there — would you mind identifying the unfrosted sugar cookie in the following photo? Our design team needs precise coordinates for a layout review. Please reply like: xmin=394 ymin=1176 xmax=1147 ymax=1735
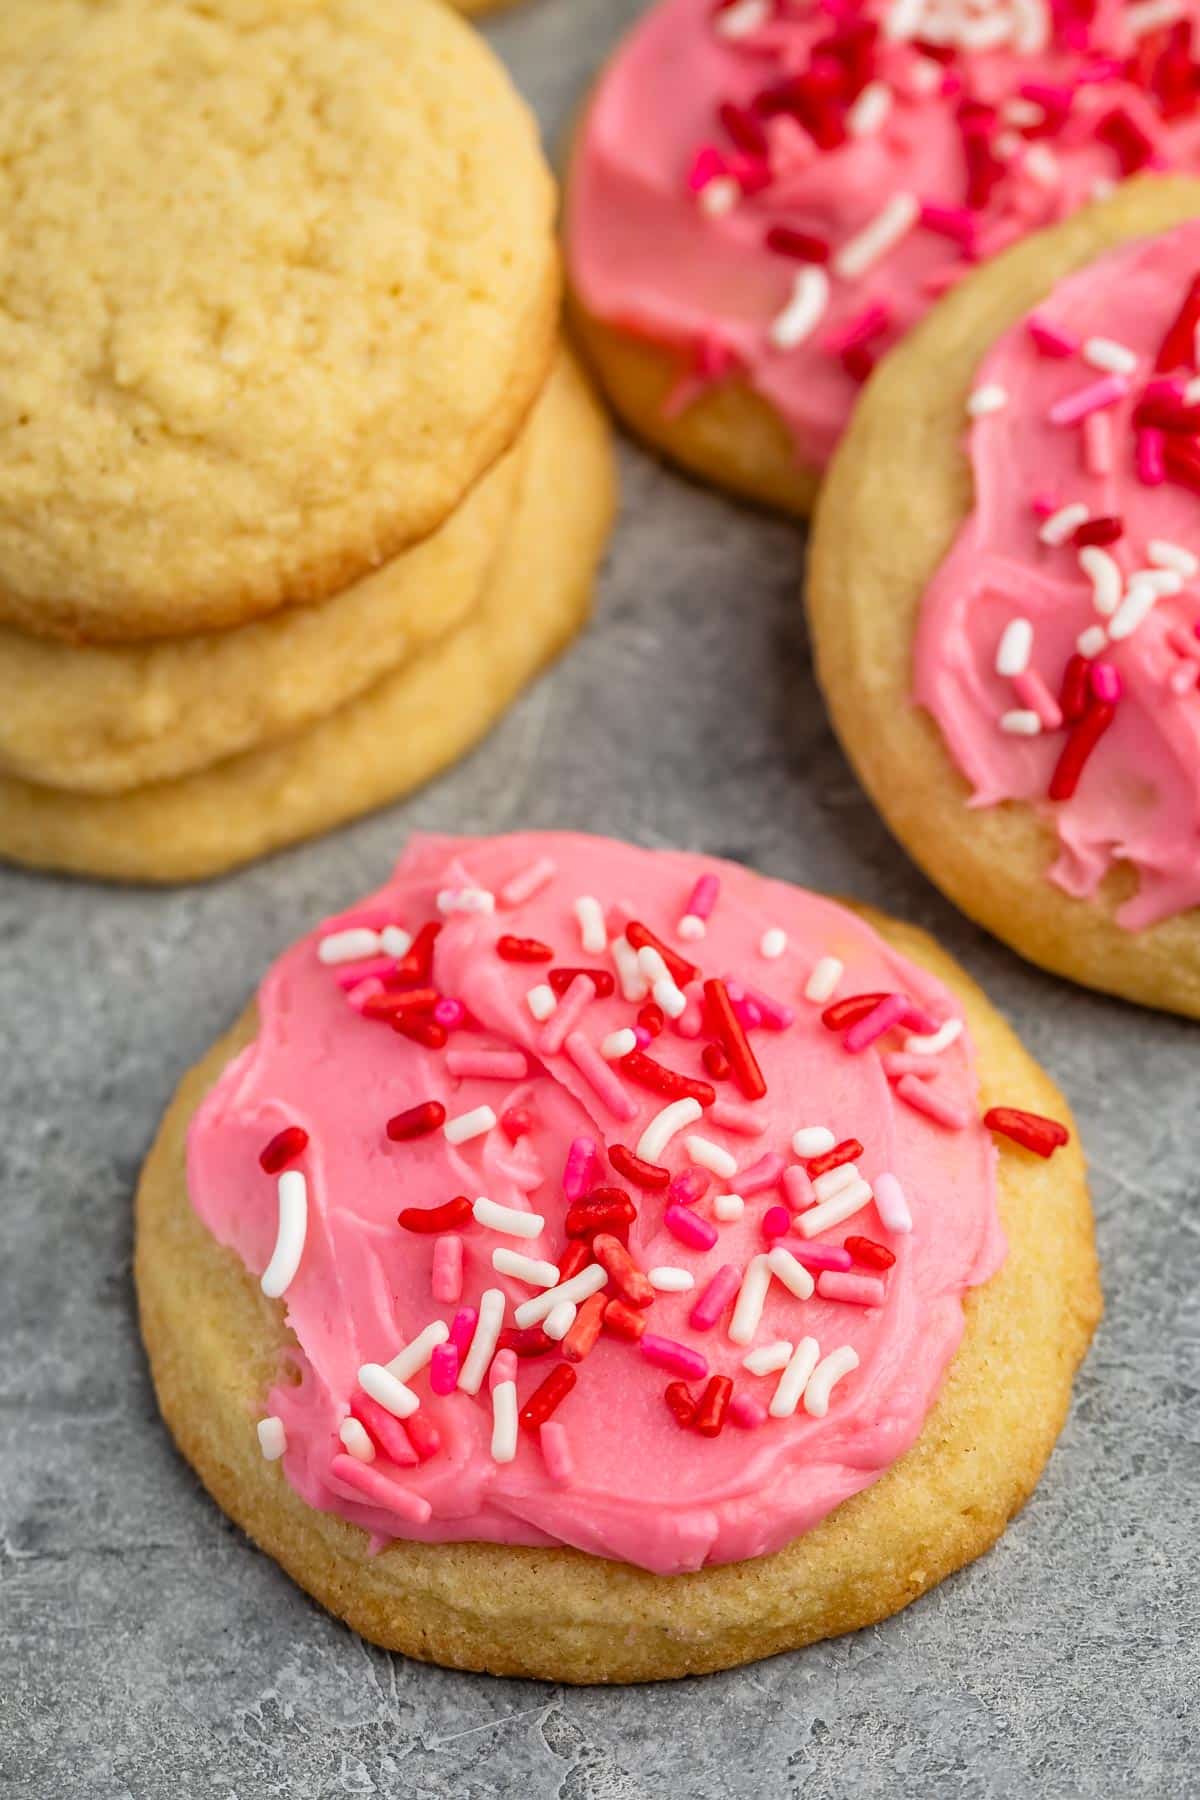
xmin=565 ymin=0 xmax=1200 ymax=513
xmin=810 ymin=177 xmax=1200 ymax=1017
xmin=136 ymin=833 xmax=1098 ymax=1681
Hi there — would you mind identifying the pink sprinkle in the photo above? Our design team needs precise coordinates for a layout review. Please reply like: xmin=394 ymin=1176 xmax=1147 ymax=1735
xmin=640 ymin=1334 xmax=709 ymax=1381
xmin=540 ymin=1420 xmax=574 ymax=1484
xmin=1082 ymin=409 xmax=1113 ymax=477
xmin=1137 ymin=428 xmax=1166 ymax=486
xmin=732 ymin=995 xmax=763 ymax=1030
xmin=538 ymin=974 xmax=594 ymax=1057
xmin=791 ymin=1242 xmax=853 ymax=1273
xmin=709 ymin=1098 xmax=768 ymax=1136
xmin=688 ymin=144 xmax=727 ymax=192
xmin=445 ymin=1048 xmax=528 ymax=1081
xmin=667 ymin=1167 xmax=711 ymax=1208
xmin=499 ymin=856 xmax=556 ymax=908
xmin=736 ymin=1151 xmax=788 ymax=1196
xmin=725 ymin=978 xmax=795 ymax=1031
xmin=880 ymin=1052 xmax=937 ymax=1081
xmin=1027 ymin=314 xmax=1078 ymax=358
xmin=562 ymin=1135 xmax=600 ymax=1200
xmin=782 ymin=1164 xmax=816 ymax=1212
xmin=431 ymin=1234 xmax=464 ymax=1305
xmin=817 ymin=1270 xmax=887 ymax=1307
xmin=348 ymin=1393 xmax=418 ymax=1467
xmin=919 ymin=201 xmax=977 ymax=248
xmin=332 ymin=955 xmax=394 ymax=990
xmin=564 ymin=1031 xmax=638 ymax=1121
xmin=1090 ymin=662 xmax=1123 ymax=704
xmin=873 ymin=1171 xmax=913 ymax=1233
xmin=673 ymin=984 xmax=706 ymax=1039
xmin=689 ymin=1263 xmax=741 ymax=1331
xmin=685 ymin=873 xmax=720 ymax=921
xmin=1049 ymin=374 xmax=1129 ymax=427
xmin=429 ymin=1342 xmax=459 ymax=1396
xmin=728 ymin=1393 xmax=768 ymax=1430
xmin=330 ymin=1454 xmax=432 ymax=1522
xmin=1012 ymin=669 xmax=1064 ymax=730
xmin=1031 ymin=492 xmax=1059 ymax=519
xmin=900 ymin=1002 xmax=939 ymax=1035
xmin=344 ymin=976 xmax=386 ymax=1012
xmin=449 ymin=1307 xmax=478 ymax=1356
xmin=844 ymin=992 xmax=909 ymax=1052
xmin=402 ymin=1413 xmax=441 ymax=1463
xmin=762 ymin=1205 xmax=791 ymax=1240
xmin=822 ymin=300 xmax=892 ymax=355
xmin=896 ymin=1073 xmax=969 ymax=1130
xmin=633 ymin=1026 xmax=653 ymax=1049
xmin=489 ymin=1349 xmax=518 ymax=1392
xmin=665 ymin=1204 xmax=719 ymax=1251
xmin=433 ymin=997 xmax=465 ymax=1030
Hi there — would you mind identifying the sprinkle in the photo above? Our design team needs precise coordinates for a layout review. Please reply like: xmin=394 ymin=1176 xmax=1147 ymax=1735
xmin=592 ymin=1234 xmax=655 ymax=1309
xmin=329 ymin=1456 xmax=431 ymax=1522
xmin=610 ymin=936 xmax=650 ymax=1003
xmin=996 ymin=618 xmax=1033 ymax=676
xmin=709 ymin=1099 xmax=767 ymax=1136
xmin=444 ymin=1105 xmax=496 ymax=1147
xmin=1091 ymin=662 xmax=1123 ymax=704
xmin=1137 ymin=428 xmax=1166 ymax=486
xmin=257 ymin=1416 xmax=287 ymax=1460
xmin=685 ymin=1135 xmax=738 ymax=1179
xmin=713 ymin=1193 xmax=745 ymax=1222
xmin=318 ymin=926 xmax=380 ymax=965
xmin=666 ymin=1202 xmax=721 ymax=1249
xmin=834 ymin=193 xmax=919 ymax=281
xmin=1000 ymin=711 xmax=1041 ymax=736
xmin=742 ymin=1340 xmax=794 ymax=1376
xmin=543 ymin=1301 xmax=577 ymax=1340
xmin=689 ymin=1264 xmax=740 ymax=1332
xmin=387 ymin=1100 xmax=447 ymax=1143
xmin=444 ymin=1049 xmax=528 ymax=1082
xmin=967 ymin=384 xmax=1009 ymax=419
xmin=537 ymin=974 xmax=594 ymax=1057
xmin=1082 ymin=411 xmax=1114 ymax=477
xmin=713 ymin=0 xmax=770 ymax=37
xmin=652 ymin=974 xmax=689 ymax=1020
xmin=765 ymin=225 xmax=831 ymax=263
xmin=573 ymin=896 xmax=607 ymax=956
xmin=437 ymin=886 xmax=494 ymax=916
xmin=1079 ymin=547 xmax=1123 ymax=618
xmin=729 ymin=1393 xmax=768 ymax=1429
xmin=806 ymin=1137 xmax=862 ymax=1178
xmin=429 ymin=1342 xmax=459 ymax=1396
xmin=519 ymin=1365 xmax=576 ymax=1438
xmin=339 ymin=1418 xmax=376 ymax=1462
xmin=1027 ymin=315 xmax=1077 ymax=358
xmin=803 ymin=1346 xmax=860 ymax=1417
xmin=704 ymin=978 xmax=767 ymax=1101
xmin=895 ymin=1074 xmax=969 ymax=1129
xmin=844 ymin=993 xmax=909 ymax=1052
xmin=387 ymin=1320 xmax=450 ymax=1383
xmin=726 ymin=978 xmax=795 ymax=1031
xmin=1076 ymin=625 xmax=1108 ymax=658
xmin=1082 ymin=337 xmax=1137 ymax=377
xmin=1012 ymin=670 xmax=1063 ymax=731
xmin=984 ymin=1105 xmax=1070 ymax=1156
xmin=457 ymin=1289 xmax=506 ymax=1394
xmin=846 ymin=1235 xmax=896 ymax=1271
xmin=782 ymin=1165 xmax=816 ymax=1212
xmin=813 ymin=1163 xmax=862 ymax=1202
xmin=640 ymin=1334 xmax=708 ymax=1381
xmin=691 ymin=1374 xmax=733 ymax=1438
xmin=795 ymin=1179 xmax=873 ymax=1237
xmin=760 ymin=927 xmax=787 ymax=960
xmin=430 ymin=1234 xmax=464 ymax=1304
xmin=379 ymin=925 xmax=412 ymax=959
xmin=261 ymin=1170 xmax=307 ymax=1299
xmin=471 ymin=1197 xmax=545 ymax=1239
xmin=492 ymin=1248 xmax=559 ymax=1288
xmin=540 ymin=1420 xmax=574 ymax=1482
xmin=728 ymin=1254 xmax=773 ymax=1345
xmin=500 ymin=857 xmax=557 ymax=908
xmin=563 ymin=1032 xmax=638 ymax=1122
xmin=768 ymin=266 xmax=830 ymax=351
xmin=561 ymin=1291 xmax=607 ymax=1362
xmin=1148 ymin=539 xmax=1199 ymax=577
xmin=1125 ymin=0 xmax=1183 ymax=35
xmin=817 ymin=1270 xmax=886 ymax=1307
xmin=769 ymin=1337 xmax=822 ymax=1419
xmin=1109 ymin=579 xmax=1159 ymax=641
xmin=398 ymin=1196 xmax=472 ymax=1235
xmin=677 ymin=915 xmax=706 ymax=942
xmin=649 ymin=1265 xmax=696 ymax=1293
xmin=608 ymin=1143 xmax=671 ymax=1191
xmin=602 ymin=1028 xmax=638 ymax=1061
xmin=804 ymin=956 xmax=843 ymax=1004
xmin=357 ymin=1363 xmax=419 ymax=1418
xmin=259 ymin=1125 xmax=309 ymax=1174
xmin=1048 ymin=375 xmax=1129 ymax=427
xmin=766 ymin=1245 xmax=816 ymax=1299
xmin=448 ymin=1307 xmax=478 ymax=1356
xmin=1039 ymin=502 xmax=1089 ymax=546
xmin=847 ymin=79 xmax=892 ymax=136
xmin=903 ymin=1017 xmax=963 ymax=1056
xmin=491 ymin=1377 xmax=519 ymax=1464
xmin=637 ymin=1096 xmax=704 ymax=1164
xmin=792 ymin=1125 xmax=835 ymax=1158
xmin=514 ymin=1263 xmax=608 ymax=1331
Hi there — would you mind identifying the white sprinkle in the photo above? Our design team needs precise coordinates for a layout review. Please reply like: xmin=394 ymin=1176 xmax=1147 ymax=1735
xmin=526 ymin=984 xmax=557 ymax=1022
xmin=769 ymin=1337 xmax=822 ymax=1419
xmin=491 ymin=1380 xmax=519 ymax=1464
xmin=1077 ymin=624 xmax=1109 ymax=658
xmin=636 ymin=945 xmax=669 ymax=984
xmin=257 ymin=1416 xmax=287 ymax=1461
xmin=472 ymin=1197 xmax=545 ymax=1239
xmin=713 ymin=0 xmax=770 ymax=37
xmin=514 ymin=1263 xmax=607 ymax=1331
xmin=574 ymin=896 xmax=608 ymax=956
xmin=543 ymin=1301 xmax=577 ymax=1341
xmin=1083 ymin=336 xmax=1138 ymax=377
xmin=813 ymin=1162 xmax=862 ymax=1202
xmin=1000 ymin=709 xmax=1042 ymax=737
xmin=261 ymin=1169 xmax=307 ymax=1299
xmin=967 ymin=384 xmax=1009 ymax=419
xmin=847 ymin=79 xmax=892 ymax=136
xmin=804 ymin=957 xmax=843 ymax=1004
xmin=1184 ymin=375 xmax=1200 ymax=404
xmin=602 ymin=1028 xmax=638 ymax=1061
xmin=796 ymin=1179 xmax=874 ymax=1237
xmin=713 ymin=1193 xmax=745 ymax=1222
xmin=792 ymin=1125 xmax=836 ymax=1158
xmin=317 ymin=926 xmax=381 ymax=965
xmin=760 ymin=927 xmax=787 ymax=960
xmin=379 ymin=925 xmax=412 ymax=960
xmin=995 ymin=617 xmax=1033 ymax=677
xmin=444 ymin=1105 xmax=497 ymax=1147
xmin=648 ymin=1266 xmax=696 ymax=1293
xmin=766 ymin=1245 xmax=817 ymax=1299
xmin=1003 ymin=97 xmax=1046 ymax=128
xmin=357 ymin=1363 xmax=419 ymax=1418
xmin=685 ymin=1135 xmax=738 ymax=1179
xmin=873 ymin=1170 xmax=913 ymax=1233
xmin=492 ymin=1247 xmax=560 ymax=1288
xmin=1138 ymin=567 xmax=1184 ymax=597
xmin=1126 ymin=0 xmax=1183 ymax=37
xmin=653 ymin=975 xmax=688 ymax=1020
xmin=699 ymin=175 xmax=739 ymax=217
xmin=742 ymin=1340 xmax=794 ymax=1376
xmin=903 ymin=1017 xmax=963 ymax=1056
xmin=1109 ymin=579 xmax=1159 ymax=641
xmin=768 ymin=266 xmax=830 ymax=351
xmin=338 ymin=1418 xmax=375 ymax=1463
xmin=499 ymin=856 xmax=556 ymax=908
xmin=960 ymin=11 xmax=1012 ymax=46
xmin=1148 ymin=539 xmax=1199 ymax=578
xmin=834 ymin=192 xmax=919 ymax=281
xmin=636 ymin=1097 xmax=703 ymax=1165
xmin=678 ymin=913 xmax=707 ymax=942
xmin=437 ymin=887 xmax=495 ymax=915
xmin=1022 ymin=144 xmax=1061 ymax=189
xmin=611 ymin=935 xmax=650 ymax=1003
xmin=1011 ymin=0 xmax=1050 ymax=52
xmin=884 ymin=0 xmax=925 ymax=39
xmin=1079 ymin=546 xmax=1123 ymax=617
xmin=458 ymin=1289 xmax=506 ymax=1395
xmin=1039 ymin=502 xmax=1089 ymax=546
xmin=803 ymin=1345 xmax=861 ymax=1418
xmin=387 ymin=1320 xmax=450 ymax=1383
xmin=728 ymin=1254 xmax=774 ymax=1345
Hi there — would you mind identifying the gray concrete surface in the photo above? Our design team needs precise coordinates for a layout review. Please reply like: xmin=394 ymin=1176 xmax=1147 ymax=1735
xmin=1 ymin=2 xmax=1196 ymax=1793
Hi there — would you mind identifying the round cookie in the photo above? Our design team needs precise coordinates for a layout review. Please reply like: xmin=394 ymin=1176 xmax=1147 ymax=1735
xmin=136 ymin=834 xmax=1098 ymax=1682
xmin=564 ymin=0 xmax=1200 ymax=514
xmin=0 ymin=354 xmax=615 ymax=882
xmin=0 ymin=0 xmax=558 ymax=642
xmin=810 ymin=176 xmax=1200 ymax=1019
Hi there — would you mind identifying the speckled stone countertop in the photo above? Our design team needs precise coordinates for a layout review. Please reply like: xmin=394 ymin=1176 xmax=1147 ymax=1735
xmin=1 ymin=3 xmax=1196 ymax=1793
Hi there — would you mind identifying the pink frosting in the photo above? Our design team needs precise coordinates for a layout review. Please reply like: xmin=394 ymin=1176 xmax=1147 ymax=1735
xmin=915 ymin=220 xmax=1200 ymax=929
xmin=565 ymin=0 xmax=1200 ymax=471
xmin=187 ymin=833 xmax=1003 ymax=1575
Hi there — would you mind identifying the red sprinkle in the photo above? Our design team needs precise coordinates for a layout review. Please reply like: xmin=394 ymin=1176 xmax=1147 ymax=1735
xmin=1155 ymin=271 xmax=1200 ymax=371
xmin=702 ymin=1042 xmax=731 ymax=1080
xmin=844 ymin=1235 xmax=896 ymax=1270
xmin=497 ymin=1325 xmax=556 ymax=1358
xmin=806 ymin=1137 xmax=863 ymax=1179
xmin=762 ymin=1205 xmax=791 ymax=1241
xmin=548 ymin=966 xmax=616 ymax=998
xmin=1073 ymin=515 xmax=1123 ymax=547
xmin=637 ymin=1001 xmax=666 ymax=1038
xmin=1059 ymin=652 xmax=1092 ymax=725
xmin=519 ymin=1364 xmax=576 ymax=1434
xmin=565 ymin=1190 xmax=637 ymax=1238
xmin=664 ymin=1381 xmax=697 ymax=1428
xmin=259 ymin=1125 xmax=308 ymax=1173
xmin=624 ymin=920 xmax=699 ymax=989
xmin=983 ymin=1106 xmax=1070 ymax=1157
xmin=362 ymin=985 xmax=439 ymax=1020
xmin=404 ymin=1413 xmax=441 ymax=1463
xmin=602 ymin=1298 xmax=648 ymax=1342
xmin=392 ymin=1014 xmax=448 ymax=1049
xmin=820 ymin=992 xmax=889 ymax=1031
xmin=562 ymin=1291 xmax=607 ymax=1363
xmin=703 ymin=978 xmax=767 ymax=1101
xmin=720 ymin=99 xmax=769 ymax=157
xmin=1097 ymin=106 xmax=1156 ymax=175
xmin=394 ymin=921 xmax=441 ymax=985
xmin=397 ymin=1195 xmax=472 ymax=1234
xmin=386 ymin=1099 xmax=446 ymax=1142
xmin=555 ymin=1240 xmax=593 ymax=1285
xmin=500 ymin=1106 xmax=534 ymax=1142
xmin=692 ymin=1375 xmax=733 ymax=1438
xmin=609 ymin=1143 xmax=672 ymax=1191
xmin=496 ymin=935 xmax=554 ymax=963
xmin=620 ymin=1049 xmax=716 ymax=1107
xmin=591 ymin=1233 xmax=656 ymax=1308
xmin=764 ymin=224 xmax=831 ymax=262
xmin=1049 ymin=698 xmax=1115 ymax=801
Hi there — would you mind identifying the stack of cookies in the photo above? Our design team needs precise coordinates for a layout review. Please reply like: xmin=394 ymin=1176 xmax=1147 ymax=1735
xmin=0 ymin=0 xmax=614 ymax=882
